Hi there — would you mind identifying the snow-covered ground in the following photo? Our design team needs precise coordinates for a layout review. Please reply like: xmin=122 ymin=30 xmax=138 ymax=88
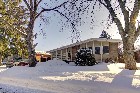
xmin=0 ymin=60 xmax=140 ymax=93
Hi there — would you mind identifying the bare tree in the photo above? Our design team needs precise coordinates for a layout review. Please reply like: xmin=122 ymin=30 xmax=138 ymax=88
xmin=82 ymin=0 xmax=140 ymax=70
xmin=98 ymin=0 xmax=140 ymax=70
xmin=75 ymin=0 xmax=140 ymax=70
xmin=23 ymin=0 xmax=140 ymax=70
xmin=23 ymin=0 xmax=69 ymax=67
xmin=23 ymin=0 xmax=90 ymax=67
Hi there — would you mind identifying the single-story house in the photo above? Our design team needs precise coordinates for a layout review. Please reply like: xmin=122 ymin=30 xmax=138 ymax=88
xmin=35 ymin=51 xmax=51 ymax=62
xmin=47 ymin=38 xmax=122 ymax=62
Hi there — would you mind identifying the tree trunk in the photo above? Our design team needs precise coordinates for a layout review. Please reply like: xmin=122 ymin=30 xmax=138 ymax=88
xmin=26 ymin=15 xmax=36 ymax=67
xmin=0 ymin=54 xmax=2 ymax=66
xmin=123 ymin=36 xmax=137 ymax=70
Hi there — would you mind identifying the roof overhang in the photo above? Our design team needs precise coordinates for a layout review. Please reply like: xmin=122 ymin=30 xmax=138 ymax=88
xmin=47 ymin=38 xmax=122 ymax=53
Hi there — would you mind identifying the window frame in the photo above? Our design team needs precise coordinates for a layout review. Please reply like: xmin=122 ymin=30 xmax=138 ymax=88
xmin=103 ymin=46 xmax=109 ymax=54
xmin=95 ymin=46 xmax=100 ymax=54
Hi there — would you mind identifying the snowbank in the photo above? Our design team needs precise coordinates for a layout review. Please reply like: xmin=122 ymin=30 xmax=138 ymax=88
xmin=0 ymin=60 xmax=140 ymax=93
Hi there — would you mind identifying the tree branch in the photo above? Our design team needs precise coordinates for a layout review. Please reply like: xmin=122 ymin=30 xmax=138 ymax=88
xmin=34 ymin=0 xmax=36 ymax=11
xmin=23 ymin=0 xmax=31 ymax=11
xmin=130 ymin=0 xmax=140 ymax=24
xmin=118 ymin=0 xmax=129 ymax=32
xmin=135 ymin=21 xmax=140 ymax=40
xmin=98 ymin=0 xmax=124 ymax=38
xmin=35 ymin=1 xmax=68 ymax=19
xmin=131 ymin=0 xmax=140 ymax=40
xmin=53 ymin=10 xmax=75 ymax=30
xmin=98 ymin=0 xmax=107 ymax=8
xmin=30 ymin=0 xmax=33 ymax=9
xmin=34 ymin=0 xmax=42 ymax=12
xmin=37 ymin=0 xmax=42 ymax=8
xmin=54 ymin=10 xmax=69 ymax=20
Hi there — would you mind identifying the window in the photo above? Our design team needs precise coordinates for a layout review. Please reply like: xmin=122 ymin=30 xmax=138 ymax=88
xmin=95 ymin=47 xmax=100 ymax=54
xmin=103 ymin=46 xmax=109 ymax=54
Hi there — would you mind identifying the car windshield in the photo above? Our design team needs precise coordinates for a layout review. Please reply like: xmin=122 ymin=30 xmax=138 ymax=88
xmin=13 ymin=58 xmax=29 ymax=62
xmin=21 ymin=59 xmax=29 ymax=62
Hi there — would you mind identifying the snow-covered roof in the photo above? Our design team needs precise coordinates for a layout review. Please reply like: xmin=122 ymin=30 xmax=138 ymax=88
xmin=47 ymin=38 xmax=122 ymax=52
xmin=36 ymin=51 xmax=51 ymax=55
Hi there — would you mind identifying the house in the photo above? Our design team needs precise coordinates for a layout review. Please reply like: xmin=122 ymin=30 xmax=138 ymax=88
xmin=35 ymin=51 xmax=51 ymax=62
xmin=47 ymin=38 xmax=122 ymax=62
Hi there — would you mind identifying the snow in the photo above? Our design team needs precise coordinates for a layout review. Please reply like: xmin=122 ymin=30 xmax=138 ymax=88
xmin=0 ymin=59 xmax=140 ymax=93
xmin=125 ymin=34 xmax=128 ymax=37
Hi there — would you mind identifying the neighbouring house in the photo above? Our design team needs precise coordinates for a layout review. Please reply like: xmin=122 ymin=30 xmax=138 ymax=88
xmin=47 ymin=38 xmax=122 ymax=62
xmin=35 ymin=51 xmax=51 ymax=62
xmin=135 ymin=50 xmax=140 ymax=63
xmin=117 ymin=45 xmax=140 ymax=63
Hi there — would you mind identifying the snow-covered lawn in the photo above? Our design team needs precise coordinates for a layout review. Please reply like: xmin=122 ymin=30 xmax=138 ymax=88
xmin=0 ymin=60 xmax=140 ymax=93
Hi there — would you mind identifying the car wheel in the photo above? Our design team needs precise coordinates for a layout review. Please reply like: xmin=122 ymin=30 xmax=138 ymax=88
xmin=21 ymin=63 xmax=24 ymax=66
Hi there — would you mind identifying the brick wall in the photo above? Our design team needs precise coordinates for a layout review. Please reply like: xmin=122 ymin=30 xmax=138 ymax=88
xmin=109 ymin=42 xmax=118 ymax=60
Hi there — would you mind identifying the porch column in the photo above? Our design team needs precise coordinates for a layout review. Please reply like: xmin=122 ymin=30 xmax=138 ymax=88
xmin=71 ymin=47 xmax=72 ymax=61
xmin=66 ymin=48 xmax=68 ymax=60
xmin=61 ymin=50 xmax=62 ymax=60
xmin=92 ymin=41 xmax=95 ymax=54
xmin=86 ymin=43 xmax=88 ymax=48
xmin=56 ymin=50 xmax=57 ymax=59
xmin=100 ymin=41 xmax=103 ymax=62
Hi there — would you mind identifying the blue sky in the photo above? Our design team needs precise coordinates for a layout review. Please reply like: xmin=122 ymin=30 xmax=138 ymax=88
xmin=32 ymin=0 xmax=122 ymax=52
xmin=22 ymin=0 xmax=131 ymax=52
xmin=33 ymin=13 xmax=121 ymax=52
